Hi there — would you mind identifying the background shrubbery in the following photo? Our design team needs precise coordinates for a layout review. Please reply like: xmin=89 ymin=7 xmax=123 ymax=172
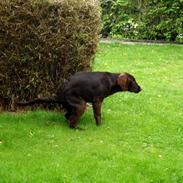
xmin=101 ymin=0 xmax=183 ymax=42
xmin=0 ymin=0 xmax=101 ymax=110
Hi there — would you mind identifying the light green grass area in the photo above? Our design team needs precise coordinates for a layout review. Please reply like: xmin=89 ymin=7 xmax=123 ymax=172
xmin=0 ymin=43 xmax=183 ymax=183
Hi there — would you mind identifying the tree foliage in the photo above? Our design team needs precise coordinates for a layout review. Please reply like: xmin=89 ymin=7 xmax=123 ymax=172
xmin=101 ymin=0 xmax=183 ymax=42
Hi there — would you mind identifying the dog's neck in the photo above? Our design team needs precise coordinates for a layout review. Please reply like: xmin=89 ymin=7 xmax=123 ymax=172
xmin=108 ymin=74 xmax=122 ymax=95
xmin=111 ymin=84 xmax=122 ymax=94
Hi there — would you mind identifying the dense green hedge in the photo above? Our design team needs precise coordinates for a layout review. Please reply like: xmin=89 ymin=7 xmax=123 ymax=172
xmin=101 ymin=0 xmax=183 ymax=42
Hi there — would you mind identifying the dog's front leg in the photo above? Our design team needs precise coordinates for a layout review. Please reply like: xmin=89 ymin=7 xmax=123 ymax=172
xmin=92 ymin=100 xmax=102 ymax=126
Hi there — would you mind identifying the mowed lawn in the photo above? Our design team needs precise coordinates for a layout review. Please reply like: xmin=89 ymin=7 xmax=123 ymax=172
xmin=0 ymin=43 xmax=183 ymax=183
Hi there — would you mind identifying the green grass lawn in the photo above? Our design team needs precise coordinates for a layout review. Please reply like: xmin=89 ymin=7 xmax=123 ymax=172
xmin=0 ymin=43 xmax=183 ymax=183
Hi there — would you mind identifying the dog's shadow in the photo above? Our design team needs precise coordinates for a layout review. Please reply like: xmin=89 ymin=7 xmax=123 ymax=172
xmin=32 ymin=110 xmax=95 ymax=129
xmin=14 ymin=110 xmax=66 ymax=128
xmin=42 ymin=111 xmax=68 ymax=128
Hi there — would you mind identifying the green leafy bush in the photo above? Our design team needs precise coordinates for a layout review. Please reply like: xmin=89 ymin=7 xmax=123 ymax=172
xmin=138 ymin=0 xmax=183 ymax=41
xmin=101 ymin=0 xmax=183 ymax=42
xmin=101 ymin=0 xmax=138 ymax=38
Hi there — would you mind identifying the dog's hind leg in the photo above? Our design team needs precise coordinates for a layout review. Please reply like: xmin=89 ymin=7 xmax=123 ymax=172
xmin=65 ymin=106 xmax=73 ymax=120
xmin=67 ymin=101 xmax=86 ymax=129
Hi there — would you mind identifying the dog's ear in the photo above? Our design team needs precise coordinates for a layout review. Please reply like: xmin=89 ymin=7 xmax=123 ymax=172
xmin=117 ymin=73 xmax=128 ymax=91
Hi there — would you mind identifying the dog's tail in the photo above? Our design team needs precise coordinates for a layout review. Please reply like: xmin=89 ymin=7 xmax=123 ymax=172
xmin=16 ymin=96 xmax=60 ymax=106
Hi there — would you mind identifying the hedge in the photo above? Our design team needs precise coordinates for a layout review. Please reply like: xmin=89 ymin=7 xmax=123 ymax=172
xmin=0 ymin=0 xmax=101 ymax=110
xmin=100 ymin=0 xmax=183 ymax=42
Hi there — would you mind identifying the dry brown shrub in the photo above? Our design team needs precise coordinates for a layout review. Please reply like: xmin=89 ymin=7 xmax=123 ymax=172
xmin=0 ymin=0 xmax=101 ymax=110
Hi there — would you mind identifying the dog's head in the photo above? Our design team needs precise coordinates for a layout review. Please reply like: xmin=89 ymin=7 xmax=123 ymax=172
xmin=117 ymin=73 xmax=142 ymax=93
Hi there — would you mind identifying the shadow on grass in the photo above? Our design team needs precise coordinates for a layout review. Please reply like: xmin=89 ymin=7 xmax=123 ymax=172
xmin=1 ymin=109 xmax=96 ymax=129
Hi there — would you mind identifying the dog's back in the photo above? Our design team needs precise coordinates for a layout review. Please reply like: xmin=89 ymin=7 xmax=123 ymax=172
xmin=61 ymin=72 xmax=119 ymax=102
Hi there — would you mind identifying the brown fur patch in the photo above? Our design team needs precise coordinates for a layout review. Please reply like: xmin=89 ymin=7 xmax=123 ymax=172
xmin=117 ymin=73 xmax=128 ymax=91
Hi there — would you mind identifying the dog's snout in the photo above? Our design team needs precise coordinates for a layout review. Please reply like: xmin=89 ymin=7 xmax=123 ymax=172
xmin=134 ymin=85 xmax=142 ymax=93
xmin=137 ymin=86 xmax=142 ymax=93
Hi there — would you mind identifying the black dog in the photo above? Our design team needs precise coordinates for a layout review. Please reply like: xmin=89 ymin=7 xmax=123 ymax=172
xmin=17 ymin=72 xmax=142 ymax=128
